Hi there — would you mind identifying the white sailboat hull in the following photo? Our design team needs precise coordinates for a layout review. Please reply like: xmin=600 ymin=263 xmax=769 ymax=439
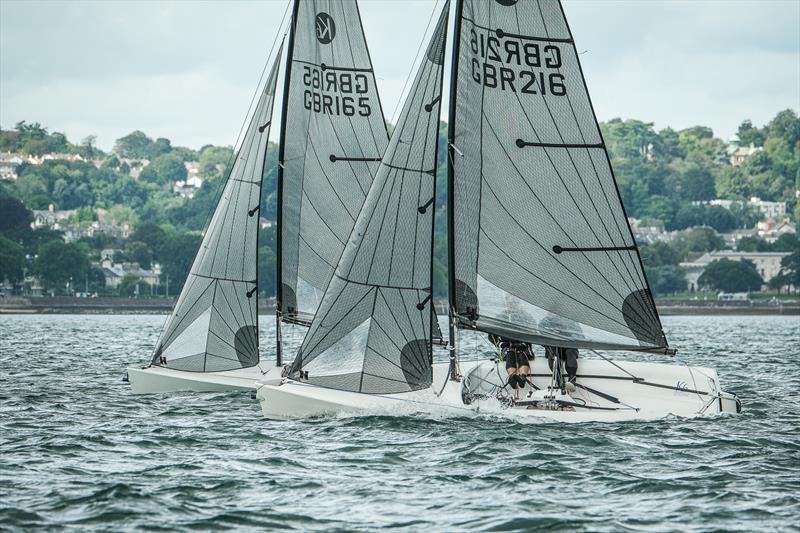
xmin=127 ymin=364 xmax=283 ymax=394
xmin=257 ymin=358 xmax=740 ymax=422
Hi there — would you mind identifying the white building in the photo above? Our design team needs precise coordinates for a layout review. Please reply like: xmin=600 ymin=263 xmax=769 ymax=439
xmin=749 ymin=197 xmax=786 ymax=219
xmin=99 ymin=258 xmax=161 ymax=288
xmin=680 ymin=251 xmax=791 ymax=292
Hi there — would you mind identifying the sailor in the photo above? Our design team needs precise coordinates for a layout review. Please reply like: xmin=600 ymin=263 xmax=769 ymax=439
xmin=496 ymin=336 xmax=532 ymax=399
xmin=545 ymin=345 xmax=578 ymax=390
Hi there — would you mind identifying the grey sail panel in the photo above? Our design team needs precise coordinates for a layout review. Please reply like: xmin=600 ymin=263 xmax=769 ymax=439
xmin=290 ymin=3 xmax=450 ymax=393
xmin=151 ymin=45 xmax=283 ymax=371
xmin=279 ymin=0 xmax=389 ymax=326
xmin=449 ymin=0 xmax=666 ymax=351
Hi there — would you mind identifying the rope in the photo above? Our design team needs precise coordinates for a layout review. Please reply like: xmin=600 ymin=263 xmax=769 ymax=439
xmin=589 ymin=349 xmax=642 ymax=381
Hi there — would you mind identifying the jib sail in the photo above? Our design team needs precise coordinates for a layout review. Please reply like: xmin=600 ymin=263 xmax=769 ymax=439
xmin=289 ymin=2 xmax=450 ymax=393
xmin=151 ymin=45 xmax=283 ymax=371
xmin=448 ymin=0 xmax=668 ymax=352
xmin=278 ymin=0 xmax=389 ymax=329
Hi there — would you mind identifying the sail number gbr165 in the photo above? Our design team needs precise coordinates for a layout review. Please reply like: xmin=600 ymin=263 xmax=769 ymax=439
xmin=303 ymin=65 xmax=372 ymax=117
xmin=469 ymin=29 xmax=567 ymax=96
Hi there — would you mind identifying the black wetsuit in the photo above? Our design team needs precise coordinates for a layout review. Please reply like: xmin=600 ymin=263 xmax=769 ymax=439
xmin=545 ymin=346 xmax=579 ymax=383
xmin=503 ymin=342 xmax=531 ymax=370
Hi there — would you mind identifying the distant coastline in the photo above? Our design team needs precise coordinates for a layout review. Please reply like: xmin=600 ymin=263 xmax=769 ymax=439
xmin=1 ymin=296 xmax=797 ymax=316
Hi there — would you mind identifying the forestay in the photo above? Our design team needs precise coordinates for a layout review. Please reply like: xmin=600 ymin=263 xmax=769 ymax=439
xmin=151 ymin=46 xmax=283 ymax=372
xmin=448 ymin=0 xmax=668 ymax=352
xmin=279 ymin=0 xmax=389 ymax=326
xmin=289 ymin=3 xmax=450 ymax=393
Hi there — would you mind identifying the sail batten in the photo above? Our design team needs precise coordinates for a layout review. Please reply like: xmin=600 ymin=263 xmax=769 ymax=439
xmin=151 ymin=45 xmax=283 ymax=371
xmin=449 ymin=0 xmax=667 ymax=351
xmin=290 ymin=2 xmax=451 ymax=393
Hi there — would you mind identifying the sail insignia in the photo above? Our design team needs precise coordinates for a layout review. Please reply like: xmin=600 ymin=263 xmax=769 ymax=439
xmin=448 ymin=0 xmax=667 ymax=352
xmin=290 ymin=2 xmax=451 ymax=393
xmin=150 ymin=44 xmax=284 ymax=372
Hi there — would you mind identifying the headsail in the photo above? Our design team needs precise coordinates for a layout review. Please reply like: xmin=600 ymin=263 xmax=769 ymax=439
xmin=448 ymin=0 xmax=668 ymax=352
xmin=151 ymin=45 xmax=283 ymax=372
xmin=289 ymin=3 xmax=450 ymax=393
xmin=278 ymin=0 xmax=389 ymax=328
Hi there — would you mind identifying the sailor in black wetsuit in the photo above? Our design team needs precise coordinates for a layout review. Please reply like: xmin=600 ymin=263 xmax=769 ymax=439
xmin=496 ymin=336 xmax=532 ymax=400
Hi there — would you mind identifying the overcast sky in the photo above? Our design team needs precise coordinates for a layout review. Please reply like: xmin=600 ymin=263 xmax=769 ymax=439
xmin=1 ymin=0 xmax=798 ymax=151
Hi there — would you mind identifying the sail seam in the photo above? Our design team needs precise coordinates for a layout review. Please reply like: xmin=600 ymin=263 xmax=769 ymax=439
xmin=461 ymin=16 xmax=573 ymax=43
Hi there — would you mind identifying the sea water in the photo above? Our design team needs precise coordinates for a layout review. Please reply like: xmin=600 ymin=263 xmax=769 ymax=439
xmin=1 ymin=314 xmax=798 ymax=531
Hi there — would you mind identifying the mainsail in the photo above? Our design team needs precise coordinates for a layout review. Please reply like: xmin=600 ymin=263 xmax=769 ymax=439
xmin=151 ymin=45 xmax=283 ymax=372
xmin=289 ymin=3 xmax=450 ymax=393
xmin=278 ymin=0 xmax=389 ymax=329
xmin=448 ymin=0 xmax=668 ymax=352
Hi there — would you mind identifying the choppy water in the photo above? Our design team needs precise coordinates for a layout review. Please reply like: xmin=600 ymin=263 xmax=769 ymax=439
xmin=1 ymin=314 xmax=799 ymax=531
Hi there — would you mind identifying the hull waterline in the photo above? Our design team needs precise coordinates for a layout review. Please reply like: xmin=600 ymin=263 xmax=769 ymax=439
xmin=127 ymin=364 xmax=283 ymax=394
xmin=257 ymin=358 xmax=740 ymax=422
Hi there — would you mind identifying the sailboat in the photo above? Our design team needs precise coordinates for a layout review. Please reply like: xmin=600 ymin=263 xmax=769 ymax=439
xmin=256 ymin=0 xmax=741 ymax=420
xmin=128 ymin=0 xmax=388 ymax=394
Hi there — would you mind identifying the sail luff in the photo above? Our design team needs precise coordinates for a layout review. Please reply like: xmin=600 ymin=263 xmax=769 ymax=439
xmin=275 ymin=0 xmax=301 ymax=366
xmin=446 ymin=0 xmax=465 ymax=366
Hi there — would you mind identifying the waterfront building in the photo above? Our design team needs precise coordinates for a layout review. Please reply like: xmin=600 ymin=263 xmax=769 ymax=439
xmin=680 ymin=251 xmax=791 ymax=292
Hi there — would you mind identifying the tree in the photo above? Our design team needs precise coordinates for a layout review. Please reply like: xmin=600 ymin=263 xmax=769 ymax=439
xmin=35 ymin=240 xmax=90 ymax=293
xmin=780 ymin=251 xmax=800 ymax=289
xmin=736 ymin=119 xmax=766 ymax=147
xmin=771 ymin=233 xmax=799 ymax=253
xmin=767 ymin=109 xmax=800 ymax=149
xmin=125 ymin=241 xmax=153 ymax=269
xmin=698 ymin=259 xmax=763 ymax=293
xmin=736 ymin=236 xmax=770 ymax=252
xmin=678 ymin=163 xmax=715 ymax=201
xmin=80 ymin=135 xmax=98 ymax=158
xmin=0 ymin=197 xmax=32 ymax=233
xmin=139 ymin=153 xmax=186 ymax=186
xmin=114 ymin=131 xmax=154 ymax=159
xmin=671 ymin=227 xmax=725 ymax=260
xmin=159 ymin=232 xmax=202 ymax=291
xmin=129 ymin=222 xmax=169 ymax=258
xmin=119 ymin=273 xmax=148 ymax=297
xmin=646 ymin=265 xmax=687 ymax=295
xmin=0 ymin=234 xmax=25 ymax=283
xmin=640 ymin=241 xmax=680 ymax=267
xmin=768 ymin=272 xmax=789 ymax=294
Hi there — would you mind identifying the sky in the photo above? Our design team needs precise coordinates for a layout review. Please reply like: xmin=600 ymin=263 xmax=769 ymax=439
xmin=1 ymin=0 xmax=798 ymax=152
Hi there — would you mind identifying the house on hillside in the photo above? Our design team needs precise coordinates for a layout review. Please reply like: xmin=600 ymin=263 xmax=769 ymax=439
xmin=99 ymin=257 xmax=161 ymax=289
xmin=728 ymin=142 xmax=762 ymax=167
xmin=0 ymin=153 xmax=25 ymax=180
xmin=31 ymin=205 xmax=76 ymax=230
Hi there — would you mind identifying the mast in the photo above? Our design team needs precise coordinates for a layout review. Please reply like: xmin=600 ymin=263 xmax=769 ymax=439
xmin=275 ymin=0 xmax=300 ymax=367
xmin=445 ymin=0 xmax=464 ymax=380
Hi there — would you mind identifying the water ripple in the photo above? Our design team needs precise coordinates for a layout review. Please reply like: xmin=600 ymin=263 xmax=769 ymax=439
xmin=1 ymin=314 xmax=799 ymax=531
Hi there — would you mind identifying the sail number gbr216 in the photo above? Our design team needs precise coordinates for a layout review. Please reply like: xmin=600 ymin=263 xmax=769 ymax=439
xmin=469 ymin=29 xmax=567 ymax=96
xmin=303 ymin=65 xmax=372 ymax=117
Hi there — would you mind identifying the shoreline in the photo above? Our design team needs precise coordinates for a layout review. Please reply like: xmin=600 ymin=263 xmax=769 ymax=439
xmin=1 ymin=297 xmax=798 ymax=316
